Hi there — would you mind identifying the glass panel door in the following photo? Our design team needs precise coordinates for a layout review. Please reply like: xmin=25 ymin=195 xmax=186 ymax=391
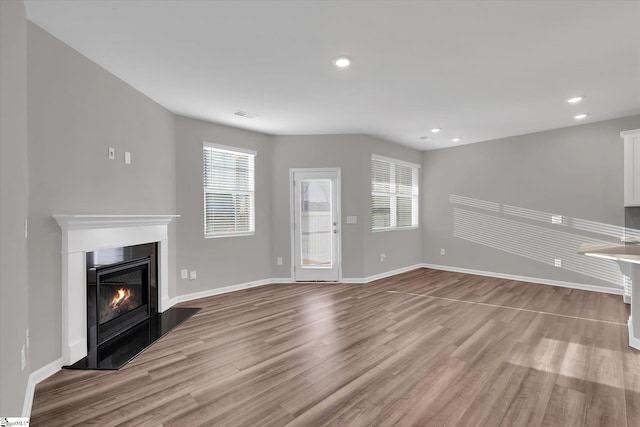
xmin=292 ymin=169 xmax=341 ymax=281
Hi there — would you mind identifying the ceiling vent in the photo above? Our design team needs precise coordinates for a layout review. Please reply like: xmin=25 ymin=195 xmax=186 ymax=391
xmin=234 ymin=110 xmax=257 ymax=119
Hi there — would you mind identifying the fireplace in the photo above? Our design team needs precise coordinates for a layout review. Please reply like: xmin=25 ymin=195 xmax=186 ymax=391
xmin=54 ymin=214 xmax=180 ymax=366
xmin=87 ymin=249 xmax=154 ymax=348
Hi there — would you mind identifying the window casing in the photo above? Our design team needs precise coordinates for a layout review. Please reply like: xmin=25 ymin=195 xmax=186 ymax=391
xmin=371 ymin=154 xmax=419 ymax=231
xmin=203 ymin=142 xmax=256 ymax=238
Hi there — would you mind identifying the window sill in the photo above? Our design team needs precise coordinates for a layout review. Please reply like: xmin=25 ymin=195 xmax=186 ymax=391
xmin=372 ymin=226 xmax=419 ymax=233
xmin=205 ymin=231 xmax=255 ymax=239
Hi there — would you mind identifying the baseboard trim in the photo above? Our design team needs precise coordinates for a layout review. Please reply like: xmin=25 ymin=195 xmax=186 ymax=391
xmin=170 ymin=265 xmax=428 ymax=306
xmin=421 ymin=263 xmax=624 ymax=296
xmin=342 ymin=264 xmax=424 ymax=284
xmin=22 ymin=357 xmax=63 ymax=417
xmin=171 ymin=278 xmax=292 ymax=305
xmin=269 ymin=278 xmax=295 ymax=284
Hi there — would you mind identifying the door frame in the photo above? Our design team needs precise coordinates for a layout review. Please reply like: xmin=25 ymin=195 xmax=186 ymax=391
xmin=289 ymin=168 xmax=342 ymax=282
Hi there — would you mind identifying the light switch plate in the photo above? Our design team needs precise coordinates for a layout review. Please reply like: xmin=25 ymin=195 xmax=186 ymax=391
xmin=108 ymin=147 xmax=115 ymax=160
xmin=180 ymin=269 xmax=188 ymax=279
xmin=124 ymin=151 xmax=131 ymax=164
xmin=346 ymin=216 xmax=357 ymax=224
xmin=189 ymin=270 xmax=197 ymax=280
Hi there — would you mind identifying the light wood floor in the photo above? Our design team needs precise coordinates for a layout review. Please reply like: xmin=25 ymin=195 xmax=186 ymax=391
xmin=31 ymin=268 xmax=639 ymax=426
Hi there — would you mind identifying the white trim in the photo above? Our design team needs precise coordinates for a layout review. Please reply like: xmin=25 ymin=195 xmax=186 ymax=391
xmin=621 ymin=129 xmax=640 ymax=138
xmin=421 ymin=263 xmax=623 ymax=295
xmin=372 ymin=226 xmax=419 ymax=233
xmin=171 ymin=278 xmax=291 ymax=305
xmin=622 ymin=129 xmax=640 ymax=207
xmin=629 ymin=317 xmax=640 ymax=350
xmin=203 ymin=141 xmax=257 ymax=156
xmin=204 ymin=231 xmax=255 ymax=239
xmin=269 ymin=278 xmax=295 ymax=284
xmin=342 ymin=264 xmax=424 ymax=284
xmin=53 ymin=214 xmax=179 ymax=231
xmin=22 ymin=358 xmax=63 ymax=417
xmin=371 ymin=153 xmax=421 ymax=169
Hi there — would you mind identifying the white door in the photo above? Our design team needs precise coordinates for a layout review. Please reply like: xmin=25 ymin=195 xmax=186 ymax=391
xmin=291 ymin=168 xmax=341 ymax=281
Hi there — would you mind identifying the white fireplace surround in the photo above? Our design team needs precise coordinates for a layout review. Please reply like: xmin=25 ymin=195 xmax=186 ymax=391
xmin=54 ymin=214 xmax=180 ymax=365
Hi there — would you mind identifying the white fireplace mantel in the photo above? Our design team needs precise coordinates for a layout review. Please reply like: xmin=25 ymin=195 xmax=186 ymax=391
xmin=54 ymin=214 xmax=179 ymax=365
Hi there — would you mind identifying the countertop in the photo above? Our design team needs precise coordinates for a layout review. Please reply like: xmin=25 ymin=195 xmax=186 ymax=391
xmin=578 ymin=242 xmax=640 ymax=265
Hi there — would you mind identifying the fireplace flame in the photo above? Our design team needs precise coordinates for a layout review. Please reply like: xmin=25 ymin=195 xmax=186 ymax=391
xmin=110 ymin=288 xmax=130 ymax=308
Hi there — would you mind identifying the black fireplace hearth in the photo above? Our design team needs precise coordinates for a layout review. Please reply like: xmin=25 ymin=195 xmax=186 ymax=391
xmin=65 ymin=306 xmax=200 ymax=370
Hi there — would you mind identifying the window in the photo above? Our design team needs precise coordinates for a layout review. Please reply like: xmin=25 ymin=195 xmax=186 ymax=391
xmin=203 ymin=142 xmax=255 ymax=238
xmin=371 ymin=154 xmax=419 ymax=231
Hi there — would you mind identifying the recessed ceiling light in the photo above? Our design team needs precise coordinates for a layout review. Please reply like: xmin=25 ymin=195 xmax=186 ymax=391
xmin=574 ymin=114 xmax=588 ymax=120
xmin=431 ymin=128 xmax=441 ymax=133
xmin=452 ymin=138 xmax=461 ymax=142
xmin=333 ymin=56 xmax=352 ymax=68
xmin=567 ymin=96 xmax=583 ymax=104
xmin=419 ymin=136 xmax=431 ymax=140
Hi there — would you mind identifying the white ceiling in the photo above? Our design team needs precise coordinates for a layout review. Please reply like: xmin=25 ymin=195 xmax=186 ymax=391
xmin=24 ymin=0 xmax=640 ymax=150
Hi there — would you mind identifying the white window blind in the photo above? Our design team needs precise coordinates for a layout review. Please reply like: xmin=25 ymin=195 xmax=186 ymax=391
xmin=371 ymin=155 xmax=419 ymax=231
xmin=203 ymin=142 xmax=255 ymax=238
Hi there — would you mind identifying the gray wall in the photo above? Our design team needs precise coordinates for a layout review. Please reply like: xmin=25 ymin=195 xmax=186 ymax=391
xmin=174 ymin=116 xmax=272 ymax=294
xmin=423 ymin=115 xmax=640 ymax=290
xmin=27 ymin=23 xmax=177 ymax=370
xmin=270 ymin=135 xmax=422 ymax=280
xmin=0 ymin=0 xmax=30 ymax=415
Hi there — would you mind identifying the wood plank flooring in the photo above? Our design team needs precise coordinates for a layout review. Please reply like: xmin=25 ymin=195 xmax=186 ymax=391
xmin=30 ymin=268 xmax=639 ymax=426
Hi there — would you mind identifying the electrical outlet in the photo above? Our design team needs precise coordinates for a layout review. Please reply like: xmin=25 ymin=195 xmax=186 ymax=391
xmin=25 ymin=329 xmax=30 ymax=349
xmin=21 ymin=346 xmax=26 ymax=371
xmin=552 ymin=215 xmax=562 ymax=224
xmin=189 ymin=270 xmax=197 ymax=280
xmin=180 ymin=269 xmax=188 ymax=279
xmin=554 ymin=259 xmax=562 ymax=268
xmin=108 ymin=147 xmax=115 ymax=160
xmin=440 ymin=249 xmax=446 ymax=256
xmin=276 ymin=257 xmax=283 ymax=265
xmin=380 ymin=253 xmax=386 ymax=262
